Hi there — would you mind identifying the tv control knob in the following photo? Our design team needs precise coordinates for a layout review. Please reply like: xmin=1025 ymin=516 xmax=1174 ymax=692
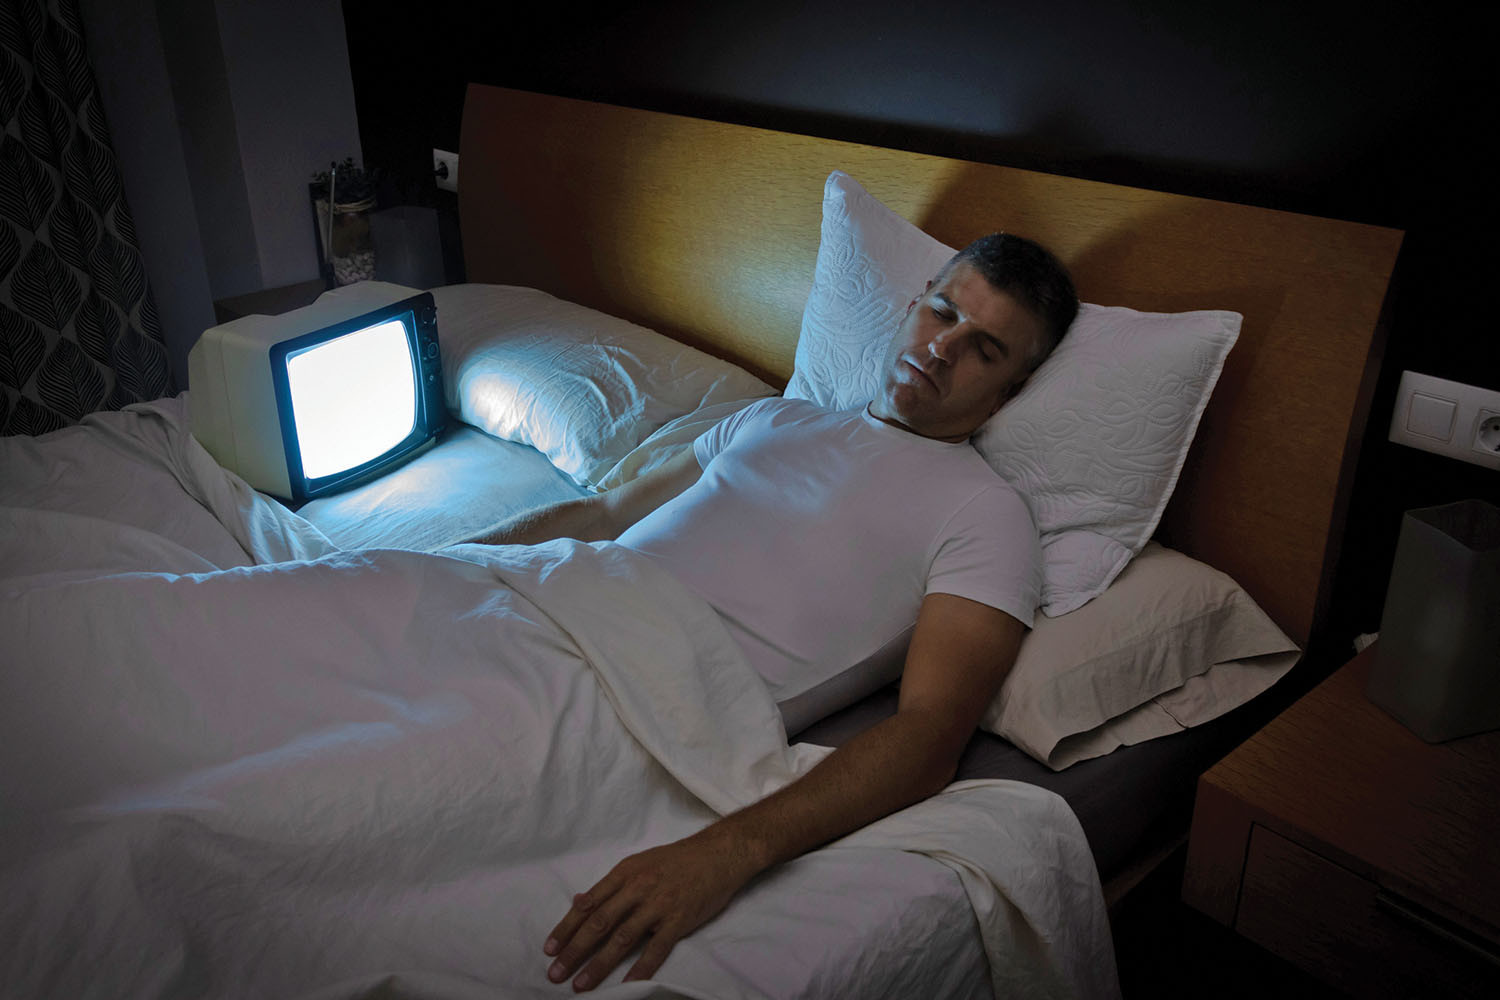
xmin=425 ymin=341 xmax=438 ymax=359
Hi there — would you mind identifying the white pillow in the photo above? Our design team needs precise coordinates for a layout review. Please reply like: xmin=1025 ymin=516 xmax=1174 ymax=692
xmin=975 ymin=304 xmax=1240 ymax=614
xmin=982 ymin=542 xmax=1299 ymax=770
xmin=784 ymin=173 xmax=953 ymax=410
xmin=431 ymin=284 xmax=775 ymax=487
xmin=788 ymin=171 xmax=1241 ymax=614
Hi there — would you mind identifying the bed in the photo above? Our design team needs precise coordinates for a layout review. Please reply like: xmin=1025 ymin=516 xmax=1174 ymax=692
xmin=0 ymin=84 xmax=1402 ymax=999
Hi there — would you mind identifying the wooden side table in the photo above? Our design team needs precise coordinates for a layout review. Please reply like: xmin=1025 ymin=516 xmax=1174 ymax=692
xmin=1182 ymin=644 xmax=1500 ymax=997
xmin=212 ymin=279 xmax=328 ymax=324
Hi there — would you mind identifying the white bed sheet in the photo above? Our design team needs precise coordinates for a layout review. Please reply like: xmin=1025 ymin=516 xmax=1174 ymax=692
xmin=296 ymin=422 xmax=589 ymax=551
xmin=0 ymin=398 xmax=1119 ymax=999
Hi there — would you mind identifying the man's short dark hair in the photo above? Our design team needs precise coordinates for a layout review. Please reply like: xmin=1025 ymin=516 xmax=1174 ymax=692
xmin=944 ymin=233 xmax=1077 ymax=370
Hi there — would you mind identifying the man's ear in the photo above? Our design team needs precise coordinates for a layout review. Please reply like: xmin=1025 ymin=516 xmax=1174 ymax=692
xmin=991 ymin=374 xmax=1029 ymax=415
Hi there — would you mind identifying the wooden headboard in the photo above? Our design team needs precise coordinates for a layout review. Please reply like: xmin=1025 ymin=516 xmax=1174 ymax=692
xmin=458 ymin=83 xmax=1403 ymax=647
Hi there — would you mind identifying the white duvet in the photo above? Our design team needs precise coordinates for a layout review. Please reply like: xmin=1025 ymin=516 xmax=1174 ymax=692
xmin=0 ymin=398 xmax=1117 ymax=999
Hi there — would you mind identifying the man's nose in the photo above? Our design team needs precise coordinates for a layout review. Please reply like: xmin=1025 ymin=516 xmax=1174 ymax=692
xmin=929 ymin=325 xmax=963 ymax=362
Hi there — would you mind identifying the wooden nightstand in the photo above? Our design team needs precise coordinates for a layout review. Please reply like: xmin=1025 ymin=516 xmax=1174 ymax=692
xmin=1182 ymin=644 xmax=1500 ymax=997
xmin=213 ymin=279 xmax=327 ymax=324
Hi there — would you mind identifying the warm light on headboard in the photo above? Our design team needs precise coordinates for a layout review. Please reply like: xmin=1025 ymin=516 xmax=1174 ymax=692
xmin=457 ymin=84 xmax=1404 ymax=646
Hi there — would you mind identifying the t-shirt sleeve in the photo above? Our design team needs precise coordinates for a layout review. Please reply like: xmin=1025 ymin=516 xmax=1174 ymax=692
xmin=925 ymin=485 xmax=1042 ymax=628
xmin=692 ymin=397 xmax=776 ymax=468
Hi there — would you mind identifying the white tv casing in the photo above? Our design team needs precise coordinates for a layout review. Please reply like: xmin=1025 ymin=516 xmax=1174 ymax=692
xmin=189 ymin=281 xmax=439 ymax=499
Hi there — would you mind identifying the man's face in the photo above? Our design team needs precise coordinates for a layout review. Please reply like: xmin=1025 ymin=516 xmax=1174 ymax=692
xmin=869 ymin=261 xmax=1045 ymax=442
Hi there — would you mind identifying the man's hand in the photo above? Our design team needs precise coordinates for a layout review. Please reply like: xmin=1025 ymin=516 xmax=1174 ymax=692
xmin=543 ymin=828 xmax=762 ymax=991
xmin=542 ymin=593 xmax=1027 ymax=991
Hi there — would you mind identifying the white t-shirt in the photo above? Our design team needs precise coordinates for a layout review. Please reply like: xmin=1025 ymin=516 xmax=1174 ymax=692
xmin=615 ymin=398 xmax=1040 ymax=733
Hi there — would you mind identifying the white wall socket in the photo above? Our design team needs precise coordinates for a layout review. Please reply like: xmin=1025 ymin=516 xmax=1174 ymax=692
xmin=1388 ymin=370 xmax=1500 ymax=471
xmin=433 ymin=149 xmax=459 ymax=193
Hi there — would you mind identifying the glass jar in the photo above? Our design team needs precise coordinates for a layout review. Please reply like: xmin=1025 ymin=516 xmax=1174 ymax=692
xmin=329 ymin=196 xmax=376 ymax=285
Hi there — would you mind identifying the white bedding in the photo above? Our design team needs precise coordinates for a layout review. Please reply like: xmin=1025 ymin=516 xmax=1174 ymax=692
xmin=0 ymin=398 xmax=1118 ymax=999
xmin=296 ymin=423 xmax=589 ymax=552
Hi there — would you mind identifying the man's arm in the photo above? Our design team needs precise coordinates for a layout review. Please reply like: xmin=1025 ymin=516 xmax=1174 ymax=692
xmin=465 ymin=447 xmax=703 ymax=546
xmin=543 ymin=592 xmax=1027 ymax=991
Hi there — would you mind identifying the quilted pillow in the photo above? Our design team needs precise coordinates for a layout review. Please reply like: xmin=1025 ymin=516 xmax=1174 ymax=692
xmin=431 ymin=284 xmax=775 ymax=488
xmin=784 ymin=174 xmax=953 ymax=410
xmin=787 ymin=171 xmax=1241 ymax=614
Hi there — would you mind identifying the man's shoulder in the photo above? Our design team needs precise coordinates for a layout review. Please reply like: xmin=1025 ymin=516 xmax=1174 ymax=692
xmin=918 ymin=450 xmax=1039 ymax=540
xmin=737 ymin=395 xmax=862 ymax=430
xmin=698 ymin=396 xmax=824 ymax=458
xmin=758 ymin=395 xmax=846 ymax=416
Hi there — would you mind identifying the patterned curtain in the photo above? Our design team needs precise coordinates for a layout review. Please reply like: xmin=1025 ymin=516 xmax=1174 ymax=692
xmin=0 ymin=0 xmax=171 ymax=436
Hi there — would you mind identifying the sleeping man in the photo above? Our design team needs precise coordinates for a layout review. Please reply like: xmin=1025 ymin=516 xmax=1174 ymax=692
xmin=469 ymin=233 xmax=1077 ymax=992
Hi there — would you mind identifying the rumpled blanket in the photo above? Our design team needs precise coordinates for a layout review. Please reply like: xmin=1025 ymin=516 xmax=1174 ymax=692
xmin=0 ymin=398 xmax=1118 ymax=999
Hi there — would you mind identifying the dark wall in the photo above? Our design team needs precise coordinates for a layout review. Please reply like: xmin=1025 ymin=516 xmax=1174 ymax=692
xmin=342 ymin=0 xmax=1496 ymax=648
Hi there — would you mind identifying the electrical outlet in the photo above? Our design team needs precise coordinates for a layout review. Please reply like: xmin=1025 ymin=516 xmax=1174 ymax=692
xmin=433 ymin=149 xmax=459 ymax=193
xmin=1476 ymin=409 xmax=1500 ymax=458
xmin=1388 ymin=371 xmax=1500 ymax=471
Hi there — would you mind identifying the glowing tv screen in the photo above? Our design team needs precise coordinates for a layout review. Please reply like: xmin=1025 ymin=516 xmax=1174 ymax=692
xmin=188 ymin=282 xmax=446 ymax=501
